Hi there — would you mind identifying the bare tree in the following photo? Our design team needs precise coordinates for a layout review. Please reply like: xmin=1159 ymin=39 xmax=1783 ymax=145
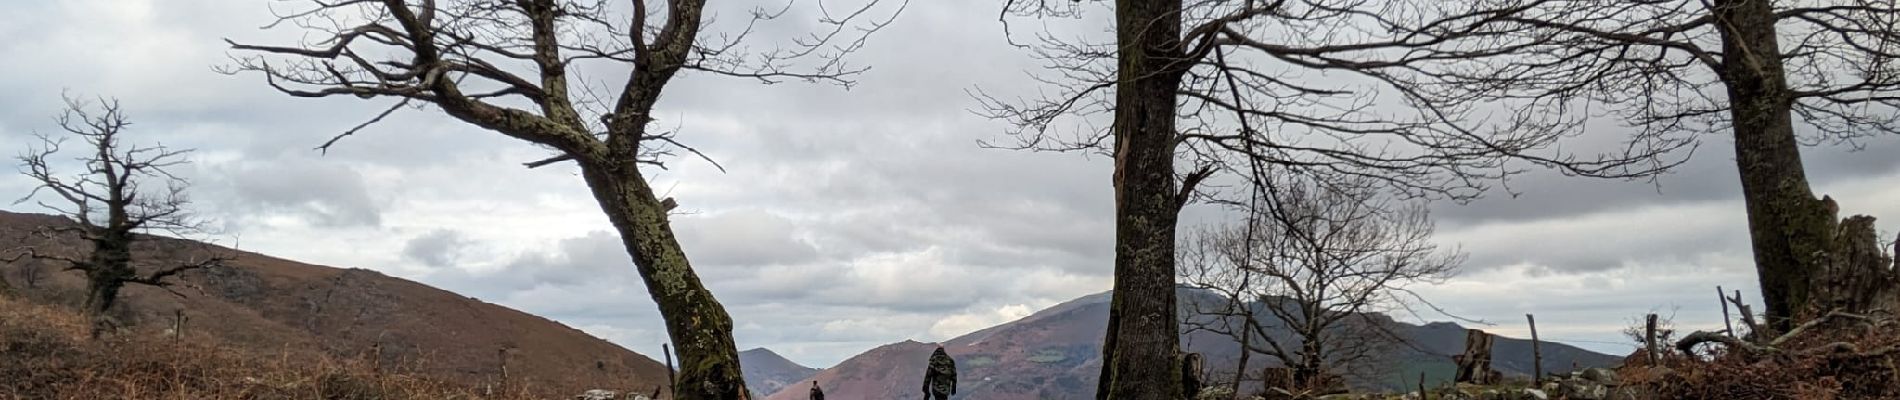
xmin=1180 ymin=173 xmax=1460 ymax=393
xmin=8 ymin=96 xmax=225 ymax=338
xmin=1415 ymin=0 xmax=1900 ymax=332
xmin=985 ymin=1 xmax=1689 ymax=397
xmin=222 ymin=1 xmax=903 ymax=397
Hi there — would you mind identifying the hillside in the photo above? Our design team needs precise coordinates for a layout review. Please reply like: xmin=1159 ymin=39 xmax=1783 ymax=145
xmin=740 ymin=347 xmax=822 ymax=397
xmin=766 ymin=288 xmax=1621 ymax=400
xmin=0 ymin=210 xmax=669 ymax=394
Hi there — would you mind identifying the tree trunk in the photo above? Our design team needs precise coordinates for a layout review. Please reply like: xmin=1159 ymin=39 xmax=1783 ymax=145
xmin=1231 ymin=321 xmax=1251 ymax=395
xmin=1296 ymin=342 xmax=1322 ymax=390
xmin=1100 ymin=0 xmax=1188 ymax=398
xmin=1712 ymin=0 xmax=1836 ymax=333
xmin=82 ymin=271 xmax=125 ymax=339
xmin=580 ymin=160 xmax=747 ymax=400
xmin=83 ymin=232 xmax=134 ymax=339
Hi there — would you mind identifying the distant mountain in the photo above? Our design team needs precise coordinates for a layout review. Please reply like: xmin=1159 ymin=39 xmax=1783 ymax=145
xmin=0 ymin=210 xmax=669 ymax=393
xmin=769 ymin=288 xmax=1620 ymax=400
xmin=741 ymin=347 xmax=822 ymax=397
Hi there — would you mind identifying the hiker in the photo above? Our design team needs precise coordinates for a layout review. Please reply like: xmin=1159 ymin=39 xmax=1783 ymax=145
xmin=809 ymin=381 xmax=824 ymax=400
xmin=921 ymin=346 xmax=957 ymax=400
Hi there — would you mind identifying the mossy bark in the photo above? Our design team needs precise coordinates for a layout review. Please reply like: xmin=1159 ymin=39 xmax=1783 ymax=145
xmin=580 ymin=158 xmax=747 ymax=400
xmin=1711 ymin=0 xmax=1838 ymax=333
xmin=1098 ymin=0 xmax=1188 ymax=398
xmin=81 ymin=229 xmax=136 ymax=338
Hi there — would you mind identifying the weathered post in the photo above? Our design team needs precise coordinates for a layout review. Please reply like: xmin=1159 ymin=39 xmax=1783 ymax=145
xmin=171 ymin=309 xmax=187 ymax=342
xmin=1526 ymin=314 xmax=1542 ymax=381
xmin=1418 ymin=372 xmax=1428 ymax=400
xmin=1718 ymin=286 xmax=1735 ymax=336
xmin=370 ymin=342 xmax=383 ymax=375
xmin=1644 ymin=314 xmax=1660 ymax=364
xmin=1452 ymin=329 xmax=1494 ymax=384
xmin=664 ymin=343 xmax=678 ymax=398
xmin=498 ymin=346 xmax=511 ymax=393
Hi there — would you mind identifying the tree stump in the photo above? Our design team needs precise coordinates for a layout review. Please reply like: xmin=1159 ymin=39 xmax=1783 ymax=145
xmin=1453 ymin=329 xmax=1495 ymax=384
xmin=1810 ymin=215 xmax=1900 ymax=316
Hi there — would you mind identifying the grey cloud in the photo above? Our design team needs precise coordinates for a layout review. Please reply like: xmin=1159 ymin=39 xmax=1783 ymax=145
xmin=1438 ymin=197 xmax=1750 ymax=274
xmin=519 ymin=231 xmax=639 ymax=287
xmin=220 ymin=160 xmax=382 ymax=228
xmin=414 ymin=231 xmax=641 ymax=307
xmin=674 ymin=209 xmax=821 ymax=267
xmin=403 ymin=229 xmax=469 ymax=268
xmin=1432 ymin=124 xmax=1900 ymax=229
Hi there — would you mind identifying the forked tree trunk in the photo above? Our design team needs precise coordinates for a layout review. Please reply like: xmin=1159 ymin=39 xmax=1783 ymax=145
xmin=581 ymin=160 xmax=747 ymax=400
xmin=1098 ymin=0 xmax=1188 ymax=398
xmin=1711 ymin=0 xmax=1838 ymax=333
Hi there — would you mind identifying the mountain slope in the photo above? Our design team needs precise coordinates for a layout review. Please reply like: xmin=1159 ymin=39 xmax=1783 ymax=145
xmin=0 ymin=210 xmax=669 ymax=393
xmin=741 ymin=347 xmax=822 ymax=397
xmin=770 ymin=288 xmax=1621 ymax=400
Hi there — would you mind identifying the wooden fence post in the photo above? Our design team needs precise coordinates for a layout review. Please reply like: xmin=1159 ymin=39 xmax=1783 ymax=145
xmin=1644 ymin=314 xmax=1659 ymax=364
xmin=171 ymin=309 xmax=186 ymax=342
xmin=1718 ymin=286 xmax=1735 ymax=336
xmin=664 ymin=343 xmax=677 ymax=399
xmin=1418 ymin=372 xmax=1428 ymax=400
xmin=1526 ymin=314 xmax=1542 ymax=381
xmin=497 ymin=345 xmax=514 ymax=394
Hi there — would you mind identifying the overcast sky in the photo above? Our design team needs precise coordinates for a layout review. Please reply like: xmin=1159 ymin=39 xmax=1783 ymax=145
xmin=4 ymin=0 xmax=1899 ymax=369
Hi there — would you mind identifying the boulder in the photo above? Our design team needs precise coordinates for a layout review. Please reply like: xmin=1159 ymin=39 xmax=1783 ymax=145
xmin=575 ymin=389 xmax=617 ymax=400
xmin=1579 ymin=368 xmax=1618 ymax=385
xmin=1557 ymin=379 xmax=1609 ymax=400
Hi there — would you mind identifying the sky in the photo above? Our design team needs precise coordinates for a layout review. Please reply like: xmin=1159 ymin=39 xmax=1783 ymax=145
xmin=3 ymin=0 xmax=1899 ymax=369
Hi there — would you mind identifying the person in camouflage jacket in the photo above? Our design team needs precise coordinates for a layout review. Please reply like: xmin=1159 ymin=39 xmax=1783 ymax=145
xmin=922 ymin=346 xmax=957 ymax=399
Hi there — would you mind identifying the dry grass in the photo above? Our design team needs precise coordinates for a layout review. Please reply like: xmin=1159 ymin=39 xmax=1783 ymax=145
xmin=0 ymin=296 xmax=643 ymax=400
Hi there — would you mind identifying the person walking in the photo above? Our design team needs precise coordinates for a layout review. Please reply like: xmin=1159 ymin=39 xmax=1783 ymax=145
xmin=921 ymin=346 xmax=957 ymax=400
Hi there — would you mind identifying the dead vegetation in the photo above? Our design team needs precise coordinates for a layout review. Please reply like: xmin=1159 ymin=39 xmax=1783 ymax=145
xmin=1623 ymin=310 xmax=1900 ymax=399
xmin=0 ymin=296 xmax=640 ymax=400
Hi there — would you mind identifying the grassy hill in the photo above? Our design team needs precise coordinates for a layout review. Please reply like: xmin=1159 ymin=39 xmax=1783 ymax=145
xmin=0 ymin=210 xmax=668 ymax=397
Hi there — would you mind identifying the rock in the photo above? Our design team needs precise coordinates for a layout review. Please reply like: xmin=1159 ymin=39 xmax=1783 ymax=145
xmin=1580 ymin=367 xmax=1618 ymax=385
xmin=1520 ymin=388 xmax=1549 ymax=400
xmin=1558 ymin=380 xmax=1609 ymax=400
xmin=575 ymin=389 xmax=617 ymax=400
xmin=1196 ymin=386 xmax=1236 ymax=400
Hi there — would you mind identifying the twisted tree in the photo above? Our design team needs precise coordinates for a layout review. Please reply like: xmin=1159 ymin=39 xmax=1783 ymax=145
xmin=986 ymin=1 xmax=1692 ymax=397
xmin=224 ymin=0 xmax=902 ymax=397
xmin=1427 ymin=0 xmax=1900 ymax=332
xmin=10 ymin=96 xmax=225 ymax=338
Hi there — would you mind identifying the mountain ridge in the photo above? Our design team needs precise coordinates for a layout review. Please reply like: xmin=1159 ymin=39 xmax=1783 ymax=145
xmin=762 ymin=288 xmax=1620 ymax=399
xmin=740 ymin=347 xmax=823 ymax=396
